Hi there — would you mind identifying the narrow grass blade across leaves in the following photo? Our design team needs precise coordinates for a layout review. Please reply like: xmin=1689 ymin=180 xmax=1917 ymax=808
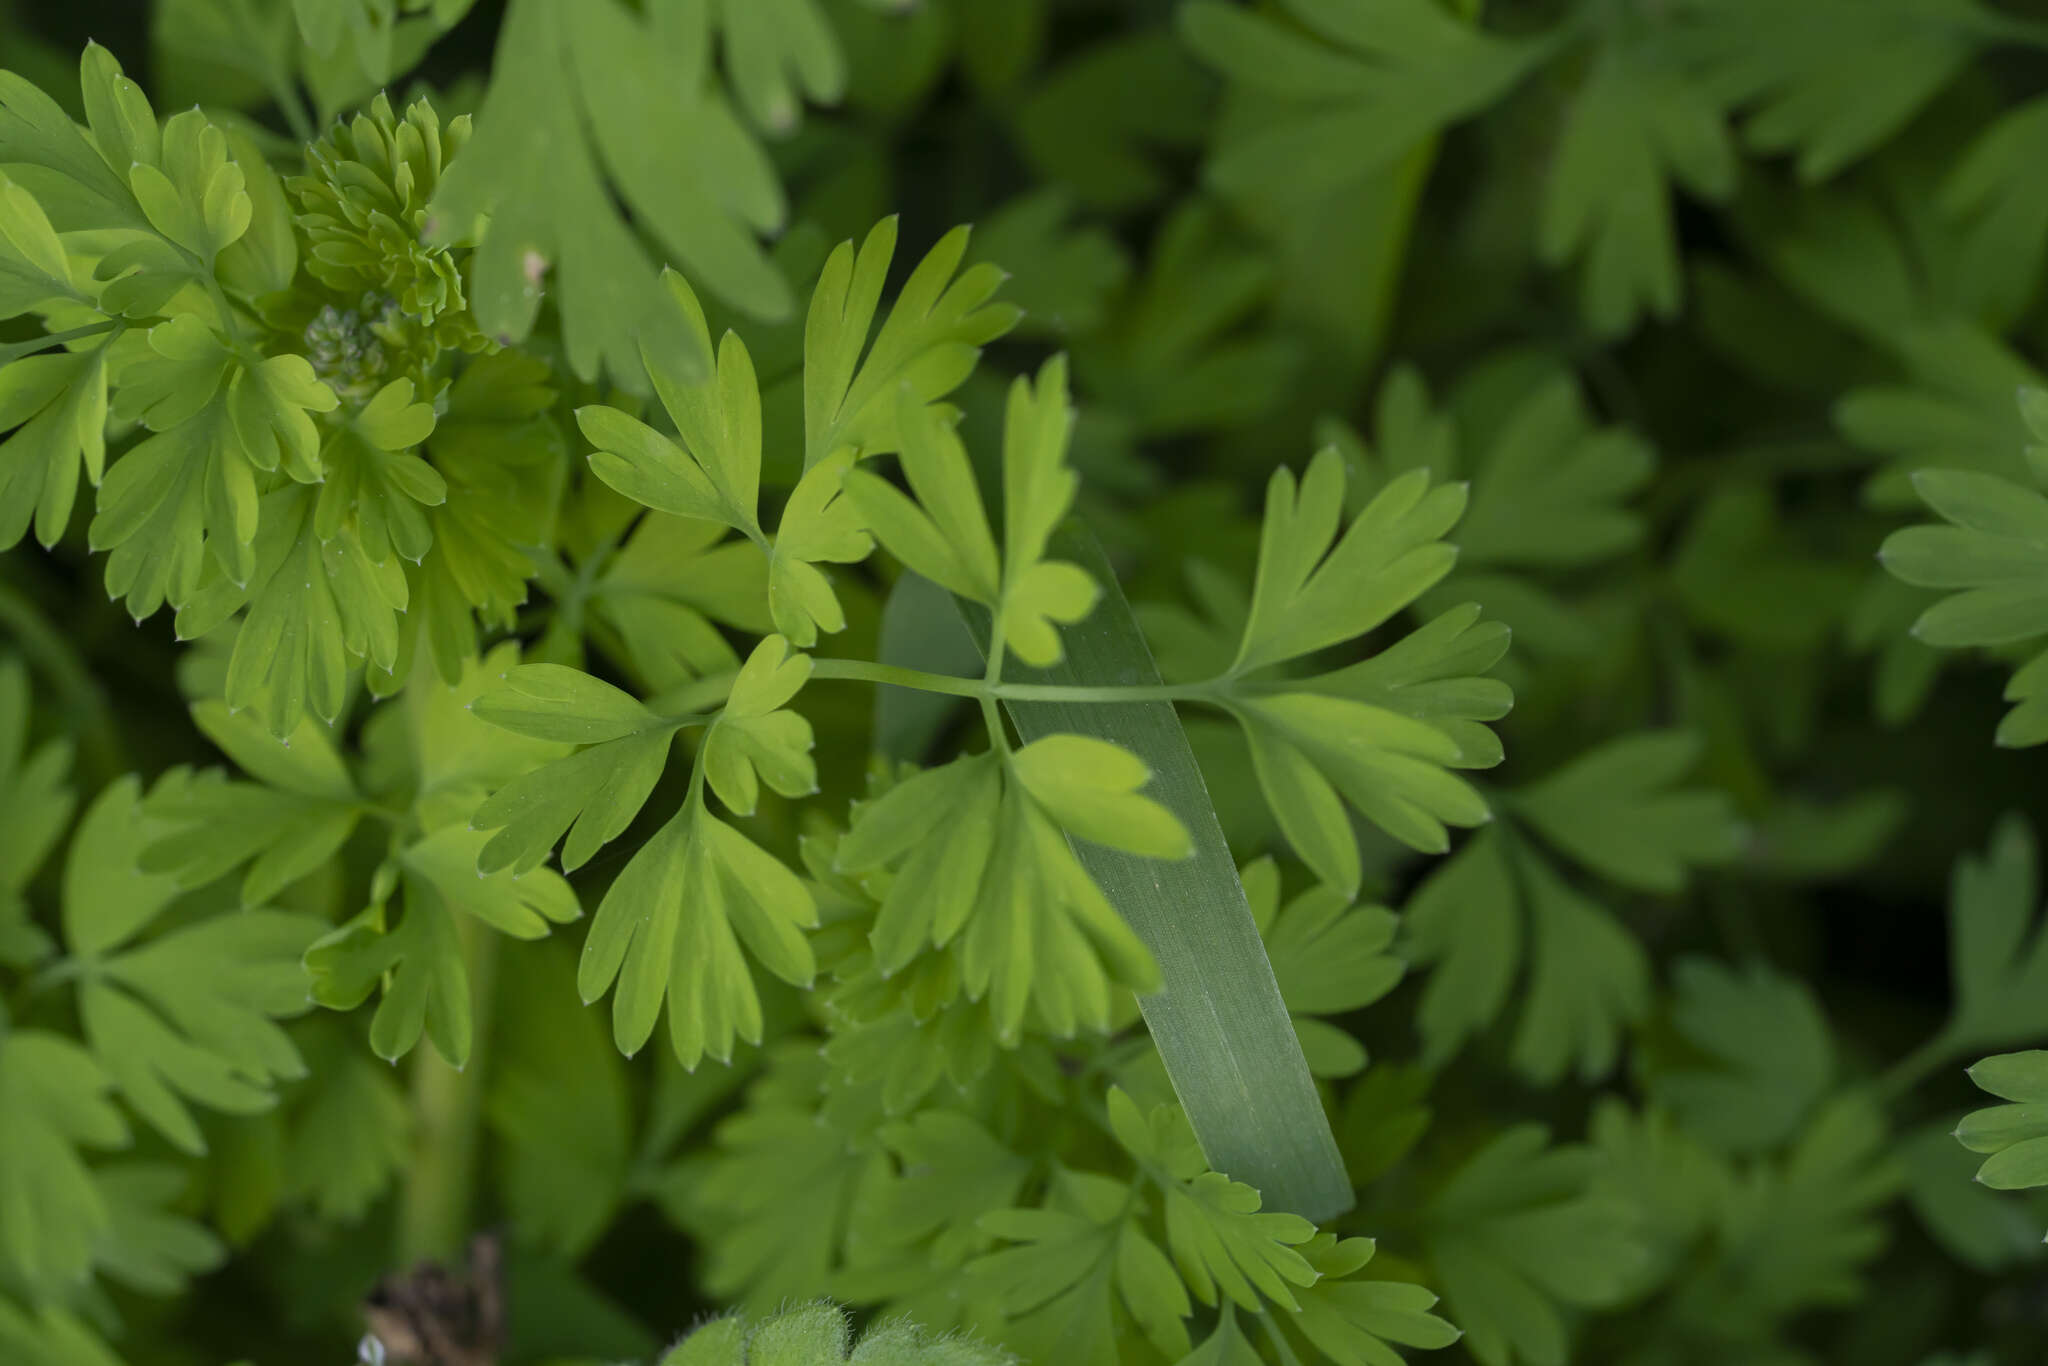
xmin=962 ymin=527 xmax=1351 ymax=1222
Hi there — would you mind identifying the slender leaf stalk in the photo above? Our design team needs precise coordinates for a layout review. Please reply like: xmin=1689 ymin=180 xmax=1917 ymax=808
xmin=396 ymin=913 xmax=498 ymax=1265
xmin=0 ymin=322 xmax=117 ymax=366
xmin=810 ymin=655 xmax=1218 ymax=705
xmin=0 ymin=580 xmax=124 ymax=785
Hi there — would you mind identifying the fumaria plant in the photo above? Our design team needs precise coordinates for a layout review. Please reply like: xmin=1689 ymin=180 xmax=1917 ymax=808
xmin=7 ymin=2 xmax=2048 ymax=1366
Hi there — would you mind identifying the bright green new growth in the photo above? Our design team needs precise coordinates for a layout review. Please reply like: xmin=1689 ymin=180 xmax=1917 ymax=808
xmin=290 ymin=90 xmax=483 ymax=359
xmin=0 ymin=42 xmax=567 ymax=741
xmin=461 ymin=195 xmax=1510 ymax=1139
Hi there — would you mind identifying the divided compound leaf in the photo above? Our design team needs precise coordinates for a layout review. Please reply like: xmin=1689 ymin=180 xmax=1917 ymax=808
xmin=845 ymin=358 xmax=1099 ymax=668
xmin=1403 ymin=827 xmax=1650 ymax=1085
xmin=804 ymin=217 xmax=1020 ymax=471
xmin=1957 ymin=1050 xmax=2048 ymax=1195
xmin=425 ymin=0 xmax=791 ymax=387
xmin=468 ymin=665 xmax=690 ymax=874
xmin=1540 ymin=40 xmax=1735 ymax=335
xmin=0 ymin=658 xmax=73 ymax=961
xmin=700 ymin=634 xmax=818 ymax=817
xmin=1675 ymin=0 xmax=1988 ymax=181
xmin=1210 ymin=450 xmax=1496 ymax=880
xmin=1240 ymin=858 xmax=1403 ymax=1078
xmin=1178 ymin=0 xmax=1543 ymax=203
xmin=768 ymin=448 xmax=871 ymax=647
xmin=1422 ymin=1126 xmax=1643 ymax=1366
xmin=1161 ymin=1171 xmax=1317 ymax=1314
xmin=577 ymin=270 xmax=765 ymax=538
xmin=1647 ymin=958 xmax=1836 ymax=1154
xmin=61 ymin=777 xmax=322 ymax=1154
xmin=0 ymin=1031 xmax=128 ymax=1294
xmin=1704 ymin=1093 xmax=1902 ymax=1330
xmin=1881 ymin=439 xmax=2048 ymax=747
xmin=140 ymin=701 xmax=364 ymax=905
xmin=1233 ymin=450 xmax=1465 ymax=676
xmin=841 ymin=397 xmax=1001 ymax=606
xmin=1284 ymin=1234 xmax=1463 ymax=1366
xmin=1509 ymin=730 xmax=1741 ymax=894
xmin=576 ymin=800 xmax=818 ymax=1067
xmin=833 ymin=743 xmax=1163 ymax=1042
xmin=1932 ymin=815 xmax=2048 ymax=1057
xmin=969 ymin=1168 xmax=1187 ymax=1366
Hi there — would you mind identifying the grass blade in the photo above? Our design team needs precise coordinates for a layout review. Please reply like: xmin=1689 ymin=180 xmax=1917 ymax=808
xmin=963 ymin=526 xmax=1353 ymax=1221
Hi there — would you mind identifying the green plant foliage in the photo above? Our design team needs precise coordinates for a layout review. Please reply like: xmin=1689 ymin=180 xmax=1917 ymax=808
xmin=291 ymin=92 xmax=482 ymax=358
xmin=423 ymin=0 xmax=796 ymax=388
xmin=1420 ymin=1126 xmax=1641 ymax=1366
xmin=1648 ymin=957 xmax=1837 ymax=1154
xmin=61 ymin=776 xmax=323 ymax=1154
xmin=1676 ymin=0 xmax=1991 ymax=180
xmin=661 ymin=1300 xmax=1011 ymax=1366
xmin=1956 ymin=1051 xmax=2048 ymax=1199
xmin=1400 ymin=731 xmax=1739 ymax=1084
xmin=12 ymin=1 xmax=2048 ymax=1363
xmin=1882 ymin=388 xmax=2048 ymax=746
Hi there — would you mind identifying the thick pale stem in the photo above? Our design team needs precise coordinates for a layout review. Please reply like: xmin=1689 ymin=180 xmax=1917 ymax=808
xmin=396 ymin=914 xmax=498 ymax=1267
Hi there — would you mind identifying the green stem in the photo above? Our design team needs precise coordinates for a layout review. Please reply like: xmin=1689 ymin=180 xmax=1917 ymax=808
xmin=810 ymin=658 xmax=988 ymax=698
xmin=646 ymin=670 xmax=740 ymax=716
xmin=396 ymin=915 xmax=499 ymax=1267
xmin=983 ymin=601 xmax=1010 ymax=693
xmin=1260 ymin=1308 xmax=1308 ymax=1366
xmin=1877 ymin=1031 xmax=1961 ymax=1104
xmin=979 ymin=692 xmax=1010 ymax=755
xmin=0 ymin=580 xmax=125 ymax=786
xmin=273 ymin=79 xmax=316 ymax=144
xmin=0 ymin=322 xmax=117 ymax=366
xmin=807 ymin=656 xmax=1219 ymax=705
xmin=1962 ymin=11 xmax=2048 ymax=52
xmin=23 ymin=956 xmax=87 ymax=1000
xmin=1000 ymin=680 xmax=1218 ymax=704
xmin=201 ymin=273 xmax=250 ymax=350
xmin=982 ymin=578 xmax=1015 ymax=747
xmin=222 ymin=0 xmax=316 ymax=141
